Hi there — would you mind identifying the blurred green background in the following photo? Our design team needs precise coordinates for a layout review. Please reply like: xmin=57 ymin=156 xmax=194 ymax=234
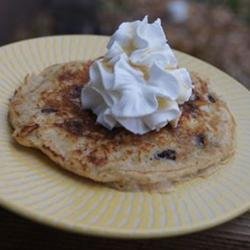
xmin=0 ymin=0 xmax=249 ymax=87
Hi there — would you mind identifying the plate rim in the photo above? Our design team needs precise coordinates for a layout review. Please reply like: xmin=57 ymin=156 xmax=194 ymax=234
xmin=0 ymin=194 xmax=249 ymax=238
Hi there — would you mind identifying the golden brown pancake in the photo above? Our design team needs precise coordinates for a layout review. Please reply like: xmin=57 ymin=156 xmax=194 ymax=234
xmin=9 ymin=61 xmax=236 ymax=192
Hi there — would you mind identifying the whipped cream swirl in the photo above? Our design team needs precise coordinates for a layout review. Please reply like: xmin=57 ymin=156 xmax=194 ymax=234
xmin=81 ymin=16 xmax=193 ymax=134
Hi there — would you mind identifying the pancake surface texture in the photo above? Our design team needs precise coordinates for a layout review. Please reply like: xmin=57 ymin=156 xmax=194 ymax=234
xmin=9 ymin=61 xmax=235 ymax=192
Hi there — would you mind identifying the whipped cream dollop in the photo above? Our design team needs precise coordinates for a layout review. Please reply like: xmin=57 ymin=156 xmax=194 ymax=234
xmin=81 ymin=16 xmax=193 ymax=134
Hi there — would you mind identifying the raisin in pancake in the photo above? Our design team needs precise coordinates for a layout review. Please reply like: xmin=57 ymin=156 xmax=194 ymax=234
xmin=9 ymin=61 xmax=236 ymax=192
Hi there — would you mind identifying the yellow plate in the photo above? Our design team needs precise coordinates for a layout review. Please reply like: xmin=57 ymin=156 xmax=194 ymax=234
xmin=0 ymin=35 xmax=249 ymax=238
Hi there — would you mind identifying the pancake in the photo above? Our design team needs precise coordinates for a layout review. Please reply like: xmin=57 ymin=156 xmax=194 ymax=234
xmin=9 ymin=61 xmax=236 ymax=192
